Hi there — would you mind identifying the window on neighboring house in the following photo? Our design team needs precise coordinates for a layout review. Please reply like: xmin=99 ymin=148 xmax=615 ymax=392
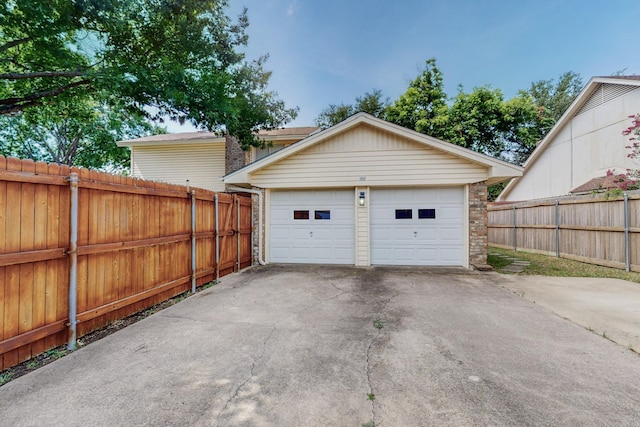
xmin=255 ymin=143 xmax=286 ymax=160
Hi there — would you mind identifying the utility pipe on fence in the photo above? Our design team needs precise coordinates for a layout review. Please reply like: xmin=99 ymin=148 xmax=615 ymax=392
xmin=624 ymin=193 xmax=630 ymax=272
xmin=555 ymin=199 xmax=560 ymax=258
xmin=67 ymin=173 xmax=79 ymax=350
xmin=215 ymin=194 xmax=220 ymax=283
xmin=191 ymin=190 xmax=197 ymax=293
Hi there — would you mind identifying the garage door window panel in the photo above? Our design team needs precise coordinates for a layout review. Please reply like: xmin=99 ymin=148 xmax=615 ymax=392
xmin=293 ymin=210 xmax=309 ymax=220
xmin=395 ymin=209 xmax=413 ymax=219
xmin=418 ymin=209 xmax=436 ymax=219
xmin=314 ymin=210 xmax=331 ymax=220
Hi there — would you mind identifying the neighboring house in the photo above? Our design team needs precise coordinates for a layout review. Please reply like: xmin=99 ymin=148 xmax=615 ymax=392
xmin=224 ymin=113 xmax=522 ymax=268
xmin=498 ymin=76 xmax=640 ymax=202
xmin=116 ymin=127 xmax=319 ymax=191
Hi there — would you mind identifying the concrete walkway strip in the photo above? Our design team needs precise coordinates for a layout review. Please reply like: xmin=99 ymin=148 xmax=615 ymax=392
xmin=497 ymin=274 xmax=640 ymax=352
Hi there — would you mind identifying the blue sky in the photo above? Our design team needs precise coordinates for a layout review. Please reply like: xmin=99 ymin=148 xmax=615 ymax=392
xmin=170 ymin=0 xmax=640 ymax=131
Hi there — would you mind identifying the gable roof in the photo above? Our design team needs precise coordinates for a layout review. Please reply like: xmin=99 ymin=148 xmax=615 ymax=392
xmin=499 ymin=76 xmax=640 ymax=200
xmin=570 ymin=173 xmax=637 ymax=194
xmin=224 ymin=113 xmax=522 ymax=186
xmin=117 ymin=126 xmax=320 ymax=147
xmin=117 ymin=132 xmax=224 ymax=147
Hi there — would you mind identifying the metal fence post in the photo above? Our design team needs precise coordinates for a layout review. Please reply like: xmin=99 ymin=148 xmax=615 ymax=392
xmin=215 ymin=194 xmax=220 ymax=283
xmin=237 ymin=196 xmax=241 ymax=271
xmin=67 ymin=173 xmax=79 ymax=350
xmin=624 ymin=193 xmax=630 ymax=272
xmin=191 ymin=190 xmax=196 ymax=293
xmin=512 ymin=205 xmax=517 ymax=251
xmin=555 ymin=199 xmax=560 ymax=258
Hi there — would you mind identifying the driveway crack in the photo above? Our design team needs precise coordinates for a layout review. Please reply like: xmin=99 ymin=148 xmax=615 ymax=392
xmin=364 ymin=289 xmax=403 ymax=427
xmin=366 ymin=331 xmax=379 ymax=426
xmin=215 ymin=325 xmax=276 ymax=424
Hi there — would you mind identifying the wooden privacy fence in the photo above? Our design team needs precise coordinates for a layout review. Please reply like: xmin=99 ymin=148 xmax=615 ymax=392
xmin=488 ymin=192 xmax=640 ymax=272
xmin=0 ymin=156 xmax=252 ymax=371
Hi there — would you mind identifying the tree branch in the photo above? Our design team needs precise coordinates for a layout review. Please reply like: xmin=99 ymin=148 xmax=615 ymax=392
xmin=0 ymin=37 xmax=33 ymax=53
xmin=0 ymin=79 xmax=91 ymax=115
xmin=0 ymin=71 xmax=85 ymax=80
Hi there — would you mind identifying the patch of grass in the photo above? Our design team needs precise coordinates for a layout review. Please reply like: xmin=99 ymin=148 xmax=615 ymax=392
xmin=362 ymin=422 xmax=374 ymax=427
xmin=200 ymin=281 xmax=215 ymax=290
xmin=367 ymin=393 xmax=376 ymax=401
xmin=0 ymin=372 xmax=14 ymax=386
xmin=372 ymin=319 xmax=384 ymax=329
xmin=45 ymin=348 xmax=69 ymax=360
xmin=488 ymin=246 xmax=640 ymax=284
xmin=487 ymin=253 xmax=512 ymax=270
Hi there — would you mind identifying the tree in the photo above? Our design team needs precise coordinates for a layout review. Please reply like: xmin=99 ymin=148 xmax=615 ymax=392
xmin=438 ymin=87 xmax=539 ymax=163
xmin=0 ymin=95 xmax=161 ymax=171
xmin=315 ymin=89 xmax=388 ymax=129
xmin=0 ymin=0 xmax=297 ymax=150
xmin=520 ymin=71 xmax=583 ymax=140
xmin=385 ymin=58 xmax=448 ymax=138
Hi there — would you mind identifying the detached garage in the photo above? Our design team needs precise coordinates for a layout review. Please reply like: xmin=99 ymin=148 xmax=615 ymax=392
xmin=224 ymin=113 xmax=522 ymax=268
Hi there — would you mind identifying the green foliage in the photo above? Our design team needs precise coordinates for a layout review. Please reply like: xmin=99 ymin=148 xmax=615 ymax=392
xmin=385 ymin=58 xmax=448 ymax=138
xmin=0 ymin=371 xmax=14 ymax=386
xmin=488 ymin=182 xmax=507 ymax=202
xmin=315 ymin=89 xmax=388 ymax=129
xmin=0 ymin=0 xmax=297 ymax=151
xmin=520 ymin=71 xmax=583 ymax=138
xmin=0 ymin=95 xmax=161 ymax=170
xmin=314 ymin=58 xmax=583 ymax=173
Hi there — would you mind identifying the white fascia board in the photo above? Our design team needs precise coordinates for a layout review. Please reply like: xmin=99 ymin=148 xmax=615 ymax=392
xmin=117 ymin=136 xmax=225 ymax=147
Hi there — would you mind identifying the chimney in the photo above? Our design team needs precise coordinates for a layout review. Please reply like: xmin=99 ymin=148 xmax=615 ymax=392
xmin=225 ymin=134 xmax=246 ymax=174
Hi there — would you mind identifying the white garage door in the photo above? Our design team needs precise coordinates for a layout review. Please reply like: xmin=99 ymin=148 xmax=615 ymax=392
xmin=270 ymin=190 xmax=355 ymax=264
xmin=370 ymin=188 xmax=464 ymax=266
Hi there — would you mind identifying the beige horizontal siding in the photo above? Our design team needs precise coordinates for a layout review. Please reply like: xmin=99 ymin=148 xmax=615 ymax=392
xmin=251 ymin=124 xmax=488 ymax=188
xmin=131 ymin=143 xmax=225 ymax=191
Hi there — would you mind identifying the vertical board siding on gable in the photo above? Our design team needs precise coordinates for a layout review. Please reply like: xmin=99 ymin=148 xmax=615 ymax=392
xmin=251 ymin=125 xmax=488 ymax=188
xmin=132 ymin=143 xmax=225 ymax=192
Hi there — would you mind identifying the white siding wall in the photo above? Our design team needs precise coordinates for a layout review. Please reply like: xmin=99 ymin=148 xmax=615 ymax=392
xmin=505 ymin=86 xmax=640 ymax=201
xmin=250 ymin=124 xmax=488 ymax=188
xmin=355 ymin=187 xmax=370 ymax=266
xmin=131 ymin=143 xmax=225 ymax=191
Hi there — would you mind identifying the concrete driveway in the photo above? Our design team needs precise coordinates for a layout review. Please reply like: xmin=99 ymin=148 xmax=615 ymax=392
xmin=2 ymin=265 xmax=640 ymax=426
